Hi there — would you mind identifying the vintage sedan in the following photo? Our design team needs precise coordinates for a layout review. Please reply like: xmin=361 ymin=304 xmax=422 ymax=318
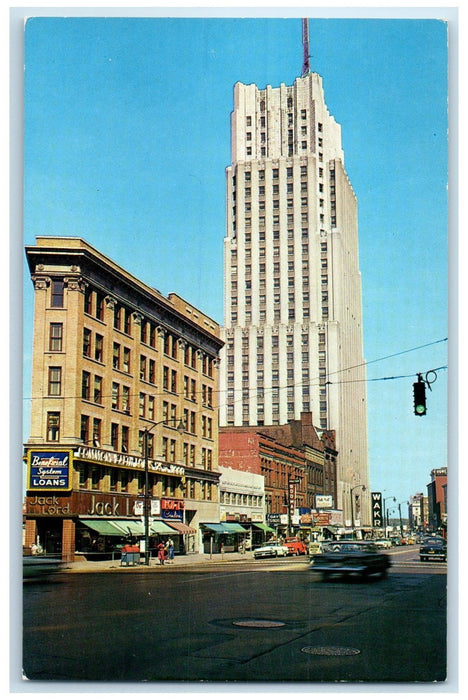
xmin=310 ymin=541 xmax=391 ymax=580
xmin=23 ymin=555 xmax=65 ymax=579
xmin=419 ymin=536 xmax=447 ymax=562
xmin=253 ymin=543 xmax=289 ymax=559
xmin=283 ymin=537 xmax=308 ymax=555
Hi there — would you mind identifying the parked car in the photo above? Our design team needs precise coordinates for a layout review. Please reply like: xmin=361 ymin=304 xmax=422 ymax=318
xmin=253 ymin=543 xmax=289 ymax=559
xmin=23 ymin=555 xmax=64 ymax=579
xmin=310 ymin=541 xmax=391 ymax=580
xmin=283 ymin=537 xmax=308 ymax=556
xmin=419 ymin=536 xmax=447 ymax=562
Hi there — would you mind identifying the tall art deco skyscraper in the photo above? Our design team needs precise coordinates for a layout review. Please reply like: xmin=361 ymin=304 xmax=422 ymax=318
xmin=219 ymin=24 xmax=370 ymax=522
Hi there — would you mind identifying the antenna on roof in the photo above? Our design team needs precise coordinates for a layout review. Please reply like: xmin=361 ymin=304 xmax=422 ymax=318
xmin=301 ymin=18 xmax=310 ymax=76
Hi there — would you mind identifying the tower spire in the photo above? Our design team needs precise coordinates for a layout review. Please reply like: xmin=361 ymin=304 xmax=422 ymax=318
xmin=301 ymin=18 xmax=310 ymax=76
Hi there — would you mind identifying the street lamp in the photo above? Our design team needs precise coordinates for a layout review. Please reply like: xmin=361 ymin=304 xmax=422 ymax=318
xmin=383 ymin=496 xmax=396 ymax=535
xmin=398 ymin=501 xmax=409 ymax=538
xmin=142 ymin=417 xmax=185 ymax=565
xmin=350 ymin=484 xmax=366 ymax=535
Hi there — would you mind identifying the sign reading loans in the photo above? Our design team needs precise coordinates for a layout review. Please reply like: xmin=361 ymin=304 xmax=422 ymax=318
xmin=27 ymin=450 xmax=72 ymax=491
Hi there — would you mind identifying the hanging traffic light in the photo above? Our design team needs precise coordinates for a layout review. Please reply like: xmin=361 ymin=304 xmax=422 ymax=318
xmin=413 ymin=375 xmax=427 ymax=416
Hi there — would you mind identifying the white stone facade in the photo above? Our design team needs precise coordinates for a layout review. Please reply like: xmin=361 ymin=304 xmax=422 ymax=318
xmin=219 ymin=74 xmax=370 ymax=524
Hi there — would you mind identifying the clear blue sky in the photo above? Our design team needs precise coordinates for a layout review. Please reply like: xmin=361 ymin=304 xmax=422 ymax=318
xmin=22 ymin=14 xmax=450 ymax=515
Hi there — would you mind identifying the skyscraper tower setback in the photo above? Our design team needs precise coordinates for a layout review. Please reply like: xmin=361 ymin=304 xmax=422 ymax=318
xmin=219 ymin=23 xmax=370 ymax=524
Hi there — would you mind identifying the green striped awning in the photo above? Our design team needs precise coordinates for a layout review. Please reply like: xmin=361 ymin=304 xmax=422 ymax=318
xmin=252 ymin=523 xmax=276 ymax=533
xmin=80 ymin=519 xmax=127 ymax=536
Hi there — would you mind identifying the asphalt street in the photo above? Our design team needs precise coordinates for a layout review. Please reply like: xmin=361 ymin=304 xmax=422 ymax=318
xmin=21 ymin=547 xmax=448 ymax=686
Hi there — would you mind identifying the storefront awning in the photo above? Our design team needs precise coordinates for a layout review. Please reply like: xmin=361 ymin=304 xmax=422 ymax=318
xmin=80 ymin=519 xmax=126 ymax=536
xmin=150 ymin=521 xmax=178 ymax=535
xmin=201 ymin=523 xmax=239 ymax=534
xmin=222 ymin=523 xmax=248 ymax=534
xmin=112 ymin=520 xmax=145 ymax=536
xmin=252 ymin=523 xmax=276 ymax=533
xmin=165 ymin=521 xmax=197 ymax=535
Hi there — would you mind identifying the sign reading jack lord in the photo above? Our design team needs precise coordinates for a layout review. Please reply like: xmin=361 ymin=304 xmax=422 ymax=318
xmin=27 ymin=450 xmax=72 ymax=491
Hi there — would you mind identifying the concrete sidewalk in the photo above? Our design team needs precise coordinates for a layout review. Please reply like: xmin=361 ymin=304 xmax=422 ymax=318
xmin=63 ymin=550 xmax=256 ymax=572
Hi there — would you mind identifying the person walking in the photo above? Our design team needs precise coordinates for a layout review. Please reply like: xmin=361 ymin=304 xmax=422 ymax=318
xmin=166 ymin=538 xmax=174 ymax=563
xmin=156 ymin=542 xmax=165 ymax=565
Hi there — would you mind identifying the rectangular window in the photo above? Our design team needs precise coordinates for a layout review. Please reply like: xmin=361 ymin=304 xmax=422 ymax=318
xmin=149 ymin=359 xmax=156 ymax=384
xmin=48 ymin=367 xmax=62 ymax=396
xmin=84 ymin=289 xmax=93 ymax=315
xmin=80 ymin=415 xmax=89 ymax=444
xmin=47 ymin=412 xmax=60 ymax=441
xmin=112 ymin=383 xmax=119 ymax=410
xmin=113 ymin=343 xmax=120 ymax=370
xmin=122 ymin=386 xmax=130 ymax=414
xmin=95 ymin=334 xmax=103 ymax=362
xmin=123 ymin=348 xmax=131 ymax=373
xmin=121 ymin=426 xmax=129 ymax=453
xmin=111 ymin=423 xmax=119 ymax=450
xmin=124 ymin=309 xmax=131 ymax=335
xmin=94 ymin=375 xmax=102 ymax=404
xmin=51 ymin=280 xmax=64 ymax=308
xmin=83 ymin=329 xmax=91 ymax=357
xmin=93 ymin=418 xmax=101 ymax=445
xmin=91 ymin=467 xmax=100 ymax=490
xmin=96 ymin=294 xmax=104 ymax=321
xmin=140 ymin=355 xmax=147 ymax=381
xmin=49 ymin=323 xmax=63 ymax=352
xmin=81 ymin=371 xmax=90 ymax=400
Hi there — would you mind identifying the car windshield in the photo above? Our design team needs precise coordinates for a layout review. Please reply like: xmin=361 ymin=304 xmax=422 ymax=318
xmin=424 ymin=537 xmax=445 ymax=545
xmin=323 ymin=542 xmax=377 ymax=553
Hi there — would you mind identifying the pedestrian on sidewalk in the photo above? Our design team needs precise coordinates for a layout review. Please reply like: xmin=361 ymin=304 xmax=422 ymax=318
xmin=166 ymin=538 xmax=174 ymax=563
xmin=156 ymin=542 xmax=165 ymax=565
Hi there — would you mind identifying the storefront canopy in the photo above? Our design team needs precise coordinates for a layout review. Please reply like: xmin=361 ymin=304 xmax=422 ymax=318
xmin=252 ymin=523 xmax=276 ymax=533
xmin=109 ymin=520 xmax=144 ymax=536
xmin=202 ymin=523 xmax=247 ymax=534
xmin=150 ymin=521 xmax=179 ymax=535
xmin=80 ymin=519 xmax=127 ymax=537
xmin=165 ymin=521 xmax=197 ymax=535
xmin=223 ymin=523 xmax=248 ymax=534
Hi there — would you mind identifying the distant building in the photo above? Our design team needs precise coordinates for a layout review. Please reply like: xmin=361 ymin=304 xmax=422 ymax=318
xmin=257 ymin=412 xmax=338 ymax=517
xmin=219 ymin=425 xmax=306 ymax=536
xmin=219 ymin=413 xmax=342 ymax=535
xmin=427 ymin=467 xmax=447 ymax=533
xmin=24 ymin=236 xmax=224 ymax=559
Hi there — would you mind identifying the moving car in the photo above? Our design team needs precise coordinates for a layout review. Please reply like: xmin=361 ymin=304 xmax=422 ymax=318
xmin=374 ymin=538 xmax=392 ymax=549
xmin=283 ymin=537 xmax=308 ymax=556
xmin=23 ymin=555 xmax=64 ymax=579
xmin=310 ymin=541 xmax=391 ymax=580
xmin=419 ymin=536 xmax=447 ymax=562
xmin=253 ymin=543 xmax=289 ymax=559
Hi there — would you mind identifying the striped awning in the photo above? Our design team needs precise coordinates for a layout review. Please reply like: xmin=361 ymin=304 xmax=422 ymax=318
xmin=165 ymin=521 xmax=197 ymax=535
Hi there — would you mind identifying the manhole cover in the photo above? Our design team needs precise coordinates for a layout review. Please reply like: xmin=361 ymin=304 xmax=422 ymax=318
xmin=301 ymin=646 xmax=361 ymax=656
xmin=233 ymin=619 xmax=286 ymax=628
